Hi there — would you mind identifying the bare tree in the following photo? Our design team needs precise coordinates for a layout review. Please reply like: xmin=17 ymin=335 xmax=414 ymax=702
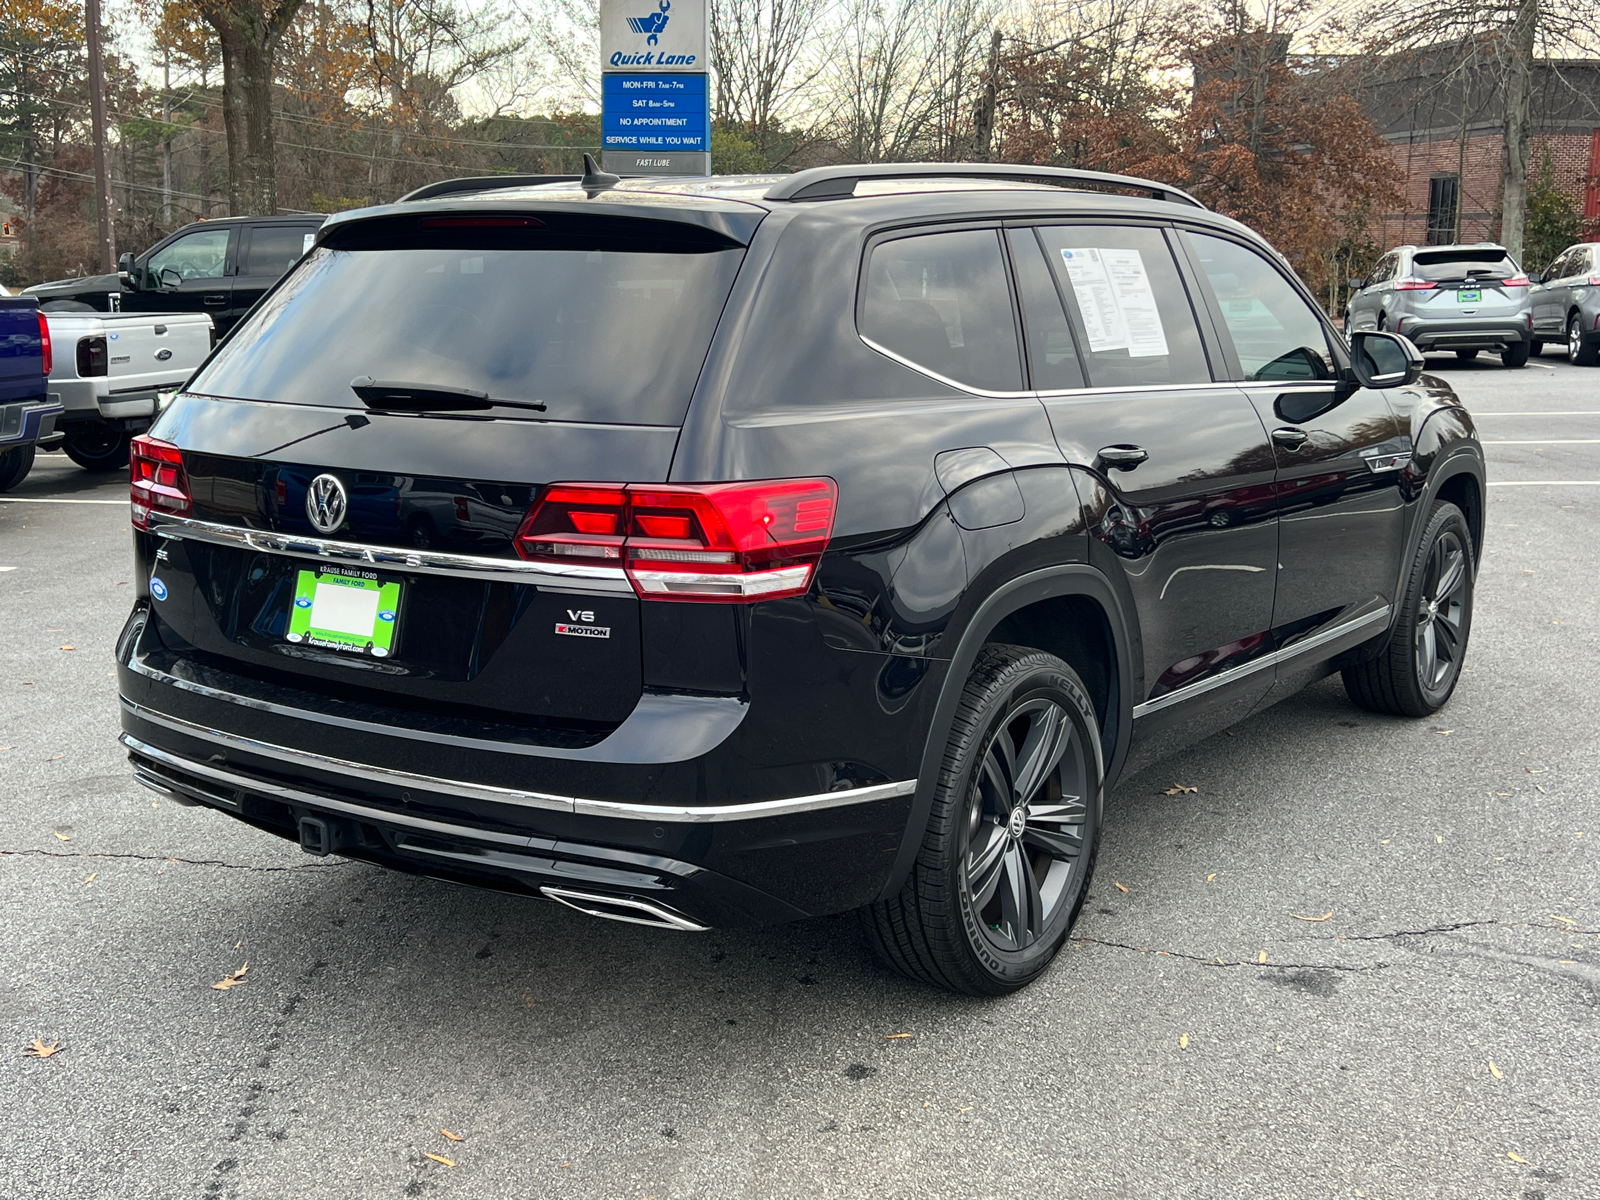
xmin=711 ymin=0 xmax=831 ymax=157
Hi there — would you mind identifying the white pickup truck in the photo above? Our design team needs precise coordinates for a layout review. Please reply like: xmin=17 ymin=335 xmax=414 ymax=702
xmin=44 ymin=311 xmax=213 ymax=470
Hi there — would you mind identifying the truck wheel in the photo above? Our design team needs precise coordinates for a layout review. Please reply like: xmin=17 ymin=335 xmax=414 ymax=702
xmin=864 ymin=645 xmax=1103 ymax=995
xmin=0 ymin=444 xmax=36 ymax=492
xmin=62 ymin=428 xmax=132 ymax=472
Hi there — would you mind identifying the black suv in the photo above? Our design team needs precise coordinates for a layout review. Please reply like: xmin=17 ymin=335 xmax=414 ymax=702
xmin=117 ymin=163 xmax=1485 ymax=995
xmin=25 ymin=215 xmax=326 ymax=335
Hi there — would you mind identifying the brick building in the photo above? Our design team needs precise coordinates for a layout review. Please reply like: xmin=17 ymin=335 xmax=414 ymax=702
xmin=1357 ymin=52 xmax=1600 ymax=255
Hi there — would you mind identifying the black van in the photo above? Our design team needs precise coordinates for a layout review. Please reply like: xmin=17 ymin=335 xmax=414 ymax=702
xmin=117 ymin=162 xmax=1485 ymax=994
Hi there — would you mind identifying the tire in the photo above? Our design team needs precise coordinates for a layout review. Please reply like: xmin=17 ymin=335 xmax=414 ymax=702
xmin=62 ymin=427 xmax=132 ymax=471
xmin=1342 ymin=500 xmax=1474 ymax=718
xmin=864 ymin=645 xmax=1104 ymax=995
xmin=1567 ymin=313 xmax=1598 ymax=366
xmin=1530 ymin=339 xmax=1544 ymax=355
xmin=0 ymin=443 xmax=35 ymax=492
xmin=1454 ymin=348 xmax=1479 ymax=361
xmin=1501 ymin=341 xmax=1529 ymax=368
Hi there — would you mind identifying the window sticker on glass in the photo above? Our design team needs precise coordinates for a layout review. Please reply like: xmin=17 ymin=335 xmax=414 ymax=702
xmin=1059 ymin=247 xmax=1170 ymax=358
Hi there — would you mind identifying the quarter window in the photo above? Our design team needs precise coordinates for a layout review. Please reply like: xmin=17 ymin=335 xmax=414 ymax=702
xmin=1184 ymin=232 xmax=1334 ymax=382
xmin=860 ymin=229 xmax=1023 ymax=392
xmin=1033 ymin=224 xmax=1210 ymax=388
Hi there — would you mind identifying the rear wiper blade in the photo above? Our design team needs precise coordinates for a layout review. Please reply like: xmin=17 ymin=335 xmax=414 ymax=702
xmin=349 ymin=376 xmax=547 ymax=413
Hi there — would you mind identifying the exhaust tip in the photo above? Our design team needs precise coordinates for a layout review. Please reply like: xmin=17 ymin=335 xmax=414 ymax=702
xmin=539 ymin=886 xmax=708 ymax=932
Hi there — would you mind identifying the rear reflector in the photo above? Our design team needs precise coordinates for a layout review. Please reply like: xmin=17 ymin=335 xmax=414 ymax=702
xmin=515 ymin=478 xmax=838 ymax=602
xmin=129 ymin=435 xmax=192 ymax=530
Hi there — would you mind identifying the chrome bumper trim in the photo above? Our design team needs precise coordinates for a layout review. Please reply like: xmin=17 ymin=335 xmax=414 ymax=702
xmin=147 ymin=513 xmax=633 ymax=593
xmin=120 ymin=700 xmax=916 ymax=822
xmin=1132 ymin=605 xmax=1391 ymax=719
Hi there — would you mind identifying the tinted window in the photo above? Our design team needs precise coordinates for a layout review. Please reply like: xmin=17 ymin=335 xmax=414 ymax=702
xmin=860 ymin=229 xmax=1022 ymax=392
xmin=1007 ymin=229 xmax=1084 ymax=391
xmin=1371 ymin=254 xmax=1395 ymax=285
xmin=1034 ymin=224 xmax=1209 ymax=388
xmin=191 ymin=243 xmax=744 ymax=424
xmin=1412 ymin=249 xmax=1517 ymax=282
xmin=245 ymin=225 xmax=316 ymax=277
xmin=147 ymin=227 xmax=230 ymax=285
xmin=1185 ymin=232 xmax=1333 ymax=382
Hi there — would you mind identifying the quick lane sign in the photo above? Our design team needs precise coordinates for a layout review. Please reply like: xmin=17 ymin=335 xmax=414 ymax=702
xmin=599 ymin=0 xmax=710 ymax=176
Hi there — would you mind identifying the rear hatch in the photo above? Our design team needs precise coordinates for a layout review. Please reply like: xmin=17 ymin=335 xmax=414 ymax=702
xmin=139 ymin=199 xmax=756 ymax=731
xmin=101 ymin=313 xmax=213 ymax=395
xmin=1407 ymin=247 xmax=1529 ymax=318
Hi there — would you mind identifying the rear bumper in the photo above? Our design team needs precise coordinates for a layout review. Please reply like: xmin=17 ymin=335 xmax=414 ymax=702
xmin=116 ymin=607 xmax=928 ymax=928
xmin=0 ymin=399 xmax=63 ymax=448
xmin=1400 ymin=317 xmax=1530 ymax=352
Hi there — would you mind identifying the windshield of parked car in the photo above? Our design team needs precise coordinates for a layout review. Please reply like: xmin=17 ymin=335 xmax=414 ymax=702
xmin=1411 ymin=250 xmax=1519 ymax=282
xmin=190 ymin=233 xmax=744 ymax=425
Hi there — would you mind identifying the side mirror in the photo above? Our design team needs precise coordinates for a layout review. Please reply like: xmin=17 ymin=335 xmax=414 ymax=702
xmin=118 ymin=251 xmax=137 ymax=289
xmin=1528 ymin=271 xmax=1545 ymax=284
xmin=1347 ymin=276 xmax=1366 ymax=291
xmin=1348 ymin=331 xmax=1423 ymax=389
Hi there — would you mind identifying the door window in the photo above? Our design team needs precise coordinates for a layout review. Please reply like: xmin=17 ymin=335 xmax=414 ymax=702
xmin=859 ymin=229 xmax=1023 ymax=392
xmin=145 ymin=227 xmax=231 ymax=287
xmin=1370 ymin=254 xmax=1395 ymax=285
xmin=245 ymin=225 xmax=316 ymax=278
xmin=1183 ymin=232 xmax=1334 ymax=382
xmin=1006 ymin=229 xmax=1085 ymax=391
xmin=1033 ymin=224 xmax=1210 ymax=388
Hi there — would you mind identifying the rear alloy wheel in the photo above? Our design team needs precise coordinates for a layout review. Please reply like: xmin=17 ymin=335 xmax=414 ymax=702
xmin=865 ymin=645 xmax=1103 ymax=995
xmin=1501 ymin=340 xmax=1530 ymax=368
xmin=62 ymin=427 xmax=132 ymax=472
xmin=0 ymin=443 xmax=35 ymax=492
xmin=1343 ymin=500 xmax=1474 ymax=717
xmin=1454 ymin=348 xmax=1479 ymax=361
xmin=1568 ymin=313 xmax=1599 ymax=366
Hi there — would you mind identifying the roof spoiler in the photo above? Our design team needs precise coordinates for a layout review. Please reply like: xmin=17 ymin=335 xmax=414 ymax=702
xmin=398 ymin=174 xmax=582 ymax=203
xmin=763 ymin=163 xmax=1205 ymax=208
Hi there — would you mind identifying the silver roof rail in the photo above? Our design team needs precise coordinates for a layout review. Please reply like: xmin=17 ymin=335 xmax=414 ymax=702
xmin=763 ymin=162 xmax=1205 ymax=208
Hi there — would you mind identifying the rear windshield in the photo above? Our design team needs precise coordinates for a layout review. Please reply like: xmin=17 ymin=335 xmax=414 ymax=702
xmin=1412 ymin=250 xmax=1517 ymax=282
xmin=190 ymin=236 xmax=743 ymax=425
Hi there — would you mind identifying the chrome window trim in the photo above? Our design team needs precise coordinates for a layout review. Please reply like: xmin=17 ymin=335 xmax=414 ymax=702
xmin=1132 ymin=605 xmax=1391 ymax=719
xmin=858 ymin=334 xmax=1033 ymax=400
xmin=147 ymin=513 xmax=633 ymax=593
xmin=120 ymin=700 xmax=916 ymax=822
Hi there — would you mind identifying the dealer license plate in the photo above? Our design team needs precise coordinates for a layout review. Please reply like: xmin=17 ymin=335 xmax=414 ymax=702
xmin=1457 ymin=288 xmax=1481 ymax=303
xmin=286 ymin=568 xmax=401 ymax=657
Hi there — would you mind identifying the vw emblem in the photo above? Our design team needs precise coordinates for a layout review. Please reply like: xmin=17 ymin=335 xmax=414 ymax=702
xmin=305 ymin=474 xmax=348 ymax=534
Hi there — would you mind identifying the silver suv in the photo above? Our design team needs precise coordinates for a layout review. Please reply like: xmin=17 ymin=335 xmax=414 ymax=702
xmin=1530 ymin=241 xmax=1600 ymax=365
xmin=1346 ymin=243 xmax=1533 ymax=368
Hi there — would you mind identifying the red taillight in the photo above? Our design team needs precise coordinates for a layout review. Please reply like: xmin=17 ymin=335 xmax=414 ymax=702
xmin=37 ymin=311 xmax=51 ymax=375
xmin=1393 ymin=277 xmax=1437 ymax=291
xmin=1503 ymin=274 xmax=1531 ymax=288
xmin=515 ymin=478 xmax=838 ymax=602
xmin=129 ymin=435 xmax=191 ymax=530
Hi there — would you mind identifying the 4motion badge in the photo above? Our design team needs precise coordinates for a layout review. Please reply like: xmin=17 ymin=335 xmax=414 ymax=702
xmin=555 ymin=608 xmax=610 ymax=639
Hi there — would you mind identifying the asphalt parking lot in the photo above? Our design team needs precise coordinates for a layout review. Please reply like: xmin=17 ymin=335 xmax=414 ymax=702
xmin=2 ymin=355 xmax=1596 ymax=1200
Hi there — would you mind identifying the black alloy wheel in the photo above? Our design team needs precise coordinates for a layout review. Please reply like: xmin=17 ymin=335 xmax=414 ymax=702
xmin=62 ymin=427 xmax=132 ymax=472
xmin=1568 ymin=313 xmax=1599 ymax=365
xmin=0 ymin=443 xmax=35 ymax=492
xmin=1343 ymin=500 xmax=1475 ymax=717
xmin=866 ymin=645 xmax=1103 ymax=995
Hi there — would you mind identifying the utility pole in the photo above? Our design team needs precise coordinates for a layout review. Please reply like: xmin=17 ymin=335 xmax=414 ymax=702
xmin=85 ymin=0 xmax=116 ymax=271
xmin=162 ymin=45 xmax=172 ymax=225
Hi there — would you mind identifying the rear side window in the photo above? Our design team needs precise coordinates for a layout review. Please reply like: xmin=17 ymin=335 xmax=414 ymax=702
xmin=189 ymin=227 xmax=744 ymax=425
xmin=1034 ymin=224 xmax=1210 ymax=388
xmin=1412 ymin=249 xmax=1518 ymax=282
xmin=244 ymin=225 xmax=316 ymax=277
xmin=860 ymin=229 xmax=1023 ymax=392
xmin=1184 ymin=232 xmax=1334 ymax=382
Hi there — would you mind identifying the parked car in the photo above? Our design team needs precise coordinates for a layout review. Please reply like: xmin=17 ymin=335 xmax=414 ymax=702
xmin=44 ymin=311 xmax=214 ymax=470
xmin=1530 ymin=241 xmax=1600 ymax=364
xmin=23 ymin=215 xmax=325 ymax=336
xmin=1346 ymin=242 xmax=1533 ymax=367
xmin=0 ymin=294 xmax=64 ymax=492
xmin=117 ymin=161 xmax=1485 ymax=995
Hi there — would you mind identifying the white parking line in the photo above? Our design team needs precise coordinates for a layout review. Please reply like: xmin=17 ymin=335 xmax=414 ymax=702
xmin=1471 ymin=411 xmax=1600 ymax=416
xmin=1487 ymin=480 xmax=1600 ymax=487
xmin=0 ymin=497 xmax=125 ymax=504
xmin=1484 ymin=439 xmax=1600 ymax=444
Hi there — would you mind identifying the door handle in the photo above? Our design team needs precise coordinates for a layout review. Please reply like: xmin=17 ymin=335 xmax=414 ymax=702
xmin=203 ymin=293 xmax=227 ymax=306
xmin=1271 ymin=427 xmax=1309 ymax=449
xmin=1095 ymin=445 xmax=1148 ymax=471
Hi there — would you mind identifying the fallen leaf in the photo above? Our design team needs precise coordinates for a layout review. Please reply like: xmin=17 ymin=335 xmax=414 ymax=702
xmin=440 ymin=1129 xmax=465 ymax=1142
xmin=1536 ymin=785 xmax=1547 ymax=794
xmin=1435 ymin=835 xmax=1444 ymax=843
xmin=1506 ymin=1152 xmax=1529 ymax=1165
xmin=1292 ymin=911 xmax=1334 ymax=922
xmin=957 ymin=1106 xmax=973 ymax=1113
xmin=1206 ymin=873 xmax=1217 ymax=883
xmin=1524 ymin=767 xmax=1546 ymax=774
xmin=23 ymin=1038 xmax=62 ymax=1059
xmin=1257 ymin=950 xmax=1268 ymax=964
xmin=1550 ymin=620 xmax=1565 ymax=625
xmin=1179 ymin=1033 xmax=1189 ymax=1049
xmin=84 ymin=873 xmax=97 ymax=884
xmin=1488 ymin=1060 xmax=1504 ymax=1079
xmin=53 ymin=829 xmax=71 ymax=842
xmin=210 ymin=963 xmax=249 ymax=991
xmin=1550 ymin=914 xmax=1577 ymax=925
xmin=59 ymin=645 xmax=75 ymax=651
xmin=1496 ymin=792 xmax=1512 ymax=797
xmin=424 ymin=1153 xmax=455 ymax=1167
xmin=47 ymin=627 xmax=62 ymax=632
xmin=1434 ymin=729 xmax=1454 ymax=736
xmin=47 ymin=754 xmax=64 ymax=762
xmin=1114 ymin=882 xmax=1129 ymax=894
xmin=883 ymin=1032 xmax=912 ymax=1039
xmin=1381 ymin=838 xmax=1391 ymax=844
xmin=1162 ymin=783 xmax=1199 ymax=795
